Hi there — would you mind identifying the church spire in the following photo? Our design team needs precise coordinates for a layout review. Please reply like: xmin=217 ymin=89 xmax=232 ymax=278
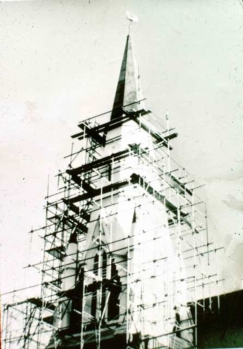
xmin=110 ymin=35 xmax=143 ymax=120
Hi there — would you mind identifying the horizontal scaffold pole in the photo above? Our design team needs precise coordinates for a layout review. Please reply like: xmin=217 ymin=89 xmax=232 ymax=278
xmin=130 ymin=173 xmax=187 ymax=218
xmin=122 ymin=109 xmax=177 ymax=149
xmin=72 ymin=108 xmax=150 ymax=140
xmin=65 ymin=178 xmax=130 ymax=204
xmin=67 ymin=149 xmax=130 ymax=176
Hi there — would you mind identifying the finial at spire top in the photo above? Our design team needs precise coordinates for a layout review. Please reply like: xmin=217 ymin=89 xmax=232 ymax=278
xmin=126 ymin=11 xmax=139 ymax=34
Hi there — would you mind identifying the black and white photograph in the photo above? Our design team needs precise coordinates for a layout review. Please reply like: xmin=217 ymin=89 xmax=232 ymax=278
xmin=1 ymin=1 xmax=243 ymax=348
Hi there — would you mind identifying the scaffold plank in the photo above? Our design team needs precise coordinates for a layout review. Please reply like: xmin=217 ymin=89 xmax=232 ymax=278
xmin=72 ymin=109 xmax=150 ymax=140
xmin=130 ymin=173 xmax=188 ymax=217
xmin=46 ymin=246 xmax=65 ymax=260
xmin=64 ymin=215 xmax=88 ymax=234
xmin=167 ymin=173 xmax=193 ymax=196
xmin=67 ymin=149 xmax=129 ymax=176
xmin=66 ymin=179 xmax=130 ymax=204
xmin=77 ymin=123 xmax=106 ymax=145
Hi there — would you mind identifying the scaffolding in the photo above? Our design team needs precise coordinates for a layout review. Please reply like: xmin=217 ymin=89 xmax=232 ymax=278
xmin=2 ymin=102 xmax=223 ymax=349
xmin=1 ymin=32 xmax=224 ymax=349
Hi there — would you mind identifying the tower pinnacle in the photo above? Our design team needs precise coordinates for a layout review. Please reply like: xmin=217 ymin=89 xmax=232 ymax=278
xmin=110 ymin=34 xmax=143 ymax=120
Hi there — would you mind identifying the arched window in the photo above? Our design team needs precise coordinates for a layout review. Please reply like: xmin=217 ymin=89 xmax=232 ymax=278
xmin=90 ymin=251 xmax=108 ymax=319
xmin=108 ymin=258 xmax=121 ymax=321
xmin=101 ymin=251 xmax=107 ymax=313
xmin=91 ymin=254 xmax=98 ymax=317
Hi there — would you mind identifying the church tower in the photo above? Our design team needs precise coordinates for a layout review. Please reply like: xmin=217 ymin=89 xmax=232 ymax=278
xmin=45 ymin=34 xmax=196 ymax=349
xmin=2 ymin=34 xmax=221 ymax=349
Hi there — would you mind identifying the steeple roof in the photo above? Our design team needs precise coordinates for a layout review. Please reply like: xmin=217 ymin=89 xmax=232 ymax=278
xmin=110 ymin=35 xmax=144 ymax=120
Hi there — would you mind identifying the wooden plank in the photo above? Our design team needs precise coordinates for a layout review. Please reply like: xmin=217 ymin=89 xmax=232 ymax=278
xmin=130 ymin=173 xmax=187 ymax=217
xmin=72 ymin=108 xmax=150 ymax=139
xmin=67 ymin=149 xmax=129 ymax=176
xmin=67 ymin=179 xmax=129 ymax=204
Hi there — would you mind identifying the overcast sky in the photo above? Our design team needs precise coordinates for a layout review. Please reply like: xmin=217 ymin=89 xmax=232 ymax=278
xmin=1 ymin=0 xmax=243 ymax=297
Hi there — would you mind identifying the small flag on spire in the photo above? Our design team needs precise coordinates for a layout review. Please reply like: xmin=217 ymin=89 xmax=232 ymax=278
xmin=126 ymin=11 xmax=139 ymax=23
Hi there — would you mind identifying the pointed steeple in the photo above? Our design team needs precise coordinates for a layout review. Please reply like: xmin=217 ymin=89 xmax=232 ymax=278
xmin=110 ymin=35 xmax=144 ymax=120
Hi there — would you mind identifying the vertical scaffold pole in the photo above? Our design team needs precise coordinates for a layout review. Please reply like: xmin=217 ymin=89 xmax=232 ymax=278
xmin=126 ymin=229 xmax=131 ymax=346
xmin=80 ymin=268 xmax=85 ymax=349
xmin=191 ymin=183 xmax=198 ymax=349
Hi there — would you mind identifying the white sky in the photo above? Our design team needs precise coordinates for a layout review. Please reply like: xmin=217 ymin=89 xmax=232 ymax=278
xmin=0 ymin=0 xmax=243 ymax=297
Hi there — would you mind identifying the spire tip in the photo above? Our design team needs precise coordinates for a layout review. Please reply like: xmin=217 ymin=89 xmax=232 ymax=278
xmin=126 ymin=11 xmax=139 ymax=34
